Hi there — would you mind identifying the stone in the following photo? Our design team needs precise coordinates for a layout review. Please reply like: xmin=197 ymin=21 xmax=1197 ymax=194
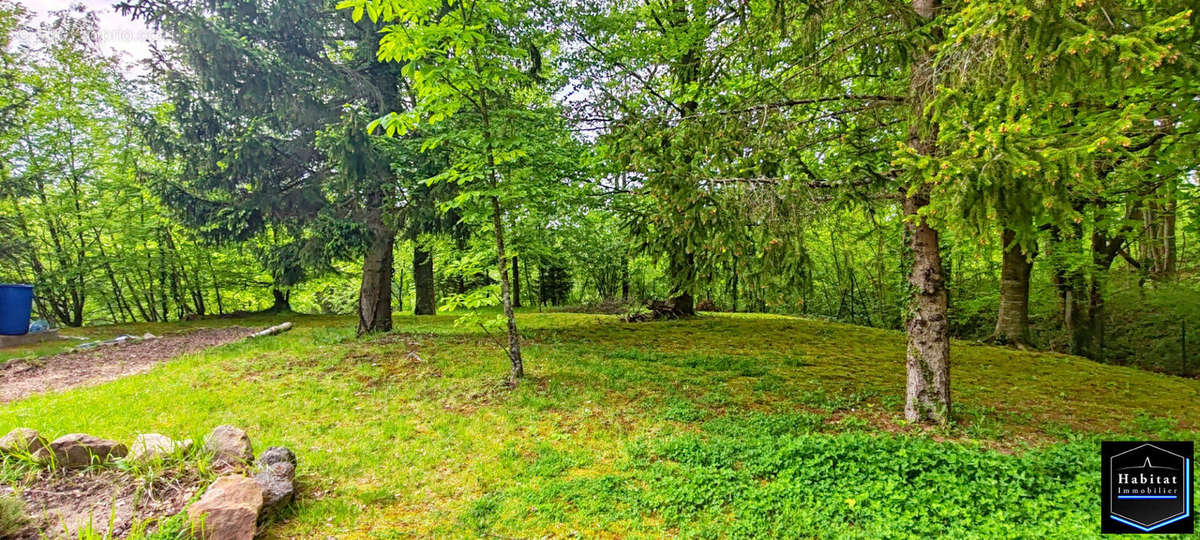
xmin=203 ymin=425 xmax=253 ymax=467
xmin=0 ymin=428 xmax=48 ymax=456
xmin=254 ymin=446 xmax=297 ymax=510
xmin=34 ymin=433 xmax=128 ymax=468
xmin=186 ymin=475 xmax=264 ymax=540
xmin=254 ymin=463 xmax=296 ymax=510
xmin=129 ymin=433 xmax=193 ymax=461
xmin=257 ymin=446 xmax=296 ymax=468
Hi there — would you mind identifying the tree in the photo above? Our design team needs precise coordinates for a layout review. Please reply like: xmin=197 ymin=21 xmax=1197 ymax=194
xmin=343 ymin=0 xmax=585 ymax=380
xmin=118 ymin=0 xmax=436 ymax=334
xmin=566 ymin=0 xmax=740 ymax=316
xmin=926 ymin=0 xmax=1198 ymax=357
xmin=0 ymin=0 xmax=30 ymax=272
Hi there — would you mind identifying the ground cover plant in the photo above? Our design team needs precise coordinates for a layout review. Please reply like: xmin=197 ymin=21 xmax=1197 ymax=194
xmin=2 ymin=311 xmax=1197 ymax=538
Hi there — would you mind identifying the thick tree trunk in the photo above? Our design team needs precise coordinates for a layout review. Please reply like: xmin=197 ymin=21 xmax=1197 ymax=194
xmin=670 ymin=253 xmax=696 ymax=316
xmin=903 ymin=191 xmax=951 ymax=424
xmin=512 ymin=255 xmax=522 ymax=308
xmin=993 ymin=228 xmax=1033 ymax=346
xmin=671 ymin=291 xmax=694 ymax=316
xmin=357 ymin=221 xmax=395 ymax=336
xmin=270 ymin=288 xmax=291 ymax=312
xmin=412 ymin=243 xmax=436 ymax=316
xmin=903 ymin=0 xmax=950 ymax=425
xmin=491 ymin=195 xmax=523 ymax=380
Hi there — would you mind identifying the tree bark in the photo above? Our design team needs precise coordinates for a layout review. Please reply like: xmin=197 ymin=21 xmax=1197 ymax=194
xmin=993 ymin=228 xmax=1033 ymax=346
xmin=670 ymin=253 xmax=696 ymax=316
xmin=1164 ymin=189 xmax=1177 ymax=277
xmin=476 ymin=83 xmax=523 ymax=380
xmin=621 ymin=256 xmax=630 ymax=301
xmin=903 ymin=0 xmax=951 ymax=425
xmin=270 ymin=288 xmax=291 ymax=312
xmin=1142 ymin=179 xmax=1178 ymax=279
xmin=491 ymin=195 xmax=523 ymax=380
xmin=357 ymin=218 xmax=395 ymax=336
xmin=903 ymin=191 xmax=951 ymax=424
xmin=512 ymin=255 xmax=522 ymax=308
xmin=413 ymin=242 xmax=436 ymax=315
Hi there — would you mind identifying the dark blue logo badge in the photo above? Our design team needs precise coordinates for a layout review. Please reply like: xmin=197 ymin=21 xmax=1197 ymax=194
xmin=1102 ymin=441 xmax=1193 ymax=534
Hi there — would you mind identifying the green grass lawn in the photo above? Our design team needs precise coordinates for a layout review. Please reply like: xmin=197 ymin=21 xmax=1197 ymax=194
xmin=2 ymin=311 xmax=1198 ymax=538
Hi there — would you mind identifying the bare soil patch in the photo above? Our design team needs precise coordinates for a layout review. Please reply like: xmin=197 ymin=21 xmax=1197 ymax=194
xmin=2 ymin=468 xmax=204 ymax=538
xmin=0 ymin=327 xmax=253 ymax=403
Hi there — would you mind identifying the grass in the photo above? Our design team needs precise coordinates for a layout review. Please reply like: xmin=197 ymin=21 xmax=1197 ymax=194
xmin=1 ymin=310 xmax=1198 ymax=538
xmin=0 ymin=494 xmax=27 ymax=537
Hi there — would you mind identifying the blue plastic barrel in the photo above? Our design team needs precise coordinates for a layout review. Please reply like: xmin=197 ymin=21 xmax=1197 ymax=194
xmin=0 ymin=284 xmax=34 ymax=335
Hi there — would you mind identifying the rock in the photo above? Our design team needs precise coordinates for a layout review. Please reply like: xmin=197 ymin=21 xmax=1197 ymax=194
xmin=129 ymin=433 xmax=192 ymax=461
xmin=203 ymin=425 xmax=253 ymax=467
xmin=186 ymin=475 xmax=264 ymax=540
xmin=34 ymin=433 xmax=128 ymax=468
xmin=254 ymin=446 xmax=297 ymax=510
xmin=257 ymin=446 xmax=296 ymax=468
xmin=142 ymin=332 xmax=157 ymax=340
xmin=0 ymin=428 xmax=48 ymax=456
xmin=254 ymin=463 xmax=296 ymax=510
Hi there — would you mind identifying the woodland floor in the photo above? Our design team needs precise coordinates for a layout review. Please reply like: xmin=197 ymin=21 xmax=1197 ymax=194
xmin=0 ymin=310 xmax=1197 ymax=538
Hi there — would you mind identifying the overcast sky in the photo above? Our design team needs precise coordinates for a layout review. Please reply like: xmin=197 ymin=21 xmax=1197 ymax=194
xmin=31 ymin=1 xmax=156 ymax=65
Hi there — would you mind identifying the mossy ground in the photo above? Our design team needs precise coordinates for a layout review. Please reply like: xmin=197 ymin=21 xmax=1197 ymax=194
xmin=1 ymin=311 xmax=1196 ymax=538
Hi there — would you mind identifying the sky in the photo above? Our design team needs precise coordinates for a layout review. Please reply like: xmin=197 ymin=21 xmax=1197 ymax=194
xmin=30 ymin=0 xmax=156 ymax=65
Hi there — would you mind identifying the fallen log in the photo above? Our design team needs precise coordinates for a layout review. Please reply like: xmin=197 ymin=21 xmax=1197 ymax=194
xmin=249 ymin=322 xmax=293 ymax=339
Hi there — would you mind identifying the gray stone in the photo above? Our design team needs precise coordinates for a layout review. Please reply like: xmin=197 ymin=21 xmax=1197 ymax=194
xmin=257 ymin=446 xmax=296 ymax=468
xmin=254 ymin=446 xmax=297 ymax=510
xmin=186 ymin=475 xmax=263 ymax=540
xmin=129 ymin=433 xmax=192 ymax=461
xmin=34 ymin=433 xmax=128 ymax=468
xmin=0 ymin=428 xmax=48 ymax=456
xmin=203 ymin=425 xmax=253 ymax=467
xmin=254 ymin=463 xmax=296 ymax=509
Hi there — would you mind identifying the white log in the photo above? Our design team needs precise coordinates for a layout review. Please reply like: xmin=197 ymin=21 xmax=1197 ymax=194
xmin=250 ymin=322 xmax=293 ymax=338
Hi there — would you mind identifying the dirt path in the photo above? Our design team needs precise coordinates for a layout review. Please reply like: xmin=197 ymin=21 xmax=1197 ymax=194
xmin=0 ymin=327 xmax=253 ymax=404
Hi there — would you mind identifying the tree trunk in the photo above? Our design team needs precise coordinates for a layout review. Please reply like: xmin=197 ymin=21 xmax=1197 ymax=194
xmin=413 ymin=242 xmax=436 ymax=316
xmin=512 ymin=255 xmax=522 ymax=308
xmin=1054 ymin=265 xmax=1091 ymax=357
xmin=730 ymin=262 xmax=739 ymax=312
xmin=270 ymin=288 xmax=291 ymax=312
xmin=491 ymin=195 xmax=523 ymax=380
xmin=357 ymin=219 xmax=395 ymax=336
xmin=621 ymin=256 xmax=630 ymax=301
xmin=903 ymin=0 xmax=950 ymax=425
xmin=993 ymin=228 xmax=1033 ymax=346
xmin=477 ymin=85 xmax=523 ymax=380
xmin=1164 ymin=189 xmax=1177 ymax=277
xmin=903 ymin=191 xmax=951 ymax=424
xmin=1087 ymin=275 xmax=1105 ymax=361
xmin=670 ymin=254 xmax=696 ymax=316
